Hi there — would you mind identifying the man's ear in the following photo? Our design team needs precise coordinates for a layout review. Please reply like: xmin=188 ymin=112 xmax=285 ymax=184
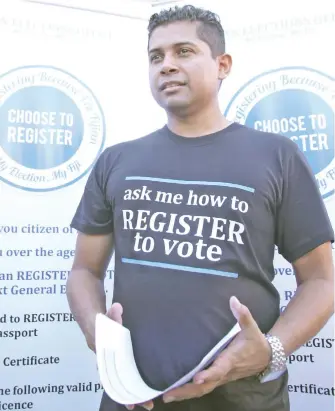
xmin=217 ymin=53 xmax=232 ymax=81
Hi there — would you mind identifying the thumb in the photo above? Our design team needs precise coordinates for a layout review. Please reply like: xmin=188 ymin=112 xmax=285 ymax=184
xmin=107 ymin=302 xmax=123 ymax=325
xmin=230 ymin=296 xmax=257 ymax=331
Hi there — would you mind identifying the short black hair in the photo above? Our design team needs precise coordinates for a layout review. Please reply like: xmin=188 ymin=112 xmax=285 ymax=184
xmin=147 ymin=5 xmax=226 ymax=58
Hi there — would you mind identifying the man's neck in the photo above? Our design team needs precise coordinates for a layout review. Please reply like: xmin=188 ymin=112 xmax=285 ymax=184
xmin=166 ymin=104 xmax=232 ymax=138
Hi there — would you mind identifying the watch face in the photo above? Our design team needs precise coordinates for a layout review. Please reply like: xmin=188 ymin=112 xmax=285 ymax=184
xmin=259 ymin=369 xmax=287 ymax=384
xmin=258 ymin=362 xmax=272 ymax=380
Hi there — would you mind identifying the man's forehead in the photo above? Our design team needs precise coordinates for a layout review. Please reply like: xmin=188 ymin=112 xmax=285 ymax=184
xmin=148 ymin=21 xmax=201 ymax=51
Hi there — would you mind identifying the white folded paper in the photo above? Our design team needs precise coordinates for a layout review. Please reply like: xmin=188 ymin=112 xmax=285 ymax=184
xmin=95 ymin=313 xmax=241 ymax=405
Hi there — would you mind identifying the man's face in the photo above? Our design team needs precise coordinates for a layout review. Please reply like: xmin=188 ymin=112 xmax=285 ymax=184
xmin=148 ymin=21 xmax=226 ymax=114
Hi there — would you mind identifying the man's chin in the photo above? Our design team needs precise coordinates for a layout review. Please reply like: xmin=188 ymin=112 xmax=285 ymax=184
xmin=160 ymin=98 xmax=191 ymax=112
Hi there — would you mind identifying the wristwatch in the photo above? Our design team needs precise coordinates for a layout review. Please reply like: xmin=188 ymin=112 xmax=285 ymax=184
xmin=258 ymin=334 xmax=287 ymax=383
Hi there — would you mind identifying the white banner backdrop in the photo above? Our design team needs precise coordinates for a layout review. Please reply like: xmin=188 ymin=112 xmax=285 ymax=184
xmin=0 ymin=1 xmax=163 ymax=410
xmin=216 ymin=2 xmax=335 ymax=410
xmin=0 ymin=1 xmax=334 ymax=411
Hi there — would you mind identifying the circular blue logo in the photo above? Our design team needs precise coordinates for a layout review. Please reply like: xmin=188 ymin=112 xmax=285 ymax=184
xmin=224 ymin=67 xmax=335 ymax=200
xmin=0 ymin=66 xmax=105 ymax=191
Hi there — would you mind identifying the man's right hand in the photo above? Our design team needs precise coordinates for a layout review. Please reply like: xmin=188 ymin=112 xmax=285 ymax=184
xmin=105 ymin=303 xmax=154 ymax=411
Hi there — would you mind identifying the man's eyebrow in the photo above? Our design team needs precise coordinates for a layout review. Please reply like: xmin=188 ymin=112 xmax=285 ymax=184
xmin=148 ymin=41 xmax=199 ymax=54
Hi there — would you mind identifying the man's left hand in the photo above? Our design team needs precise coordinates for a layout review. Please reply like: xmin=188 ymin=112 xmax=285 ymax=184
xmin=162 ymin=296 xmax=272 ymax=403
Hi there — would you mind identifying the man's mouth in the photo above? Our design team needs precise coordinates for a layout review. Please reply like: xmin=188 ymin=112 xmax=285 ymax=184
xmin=160 ymin=81 xmax=186 ymax=91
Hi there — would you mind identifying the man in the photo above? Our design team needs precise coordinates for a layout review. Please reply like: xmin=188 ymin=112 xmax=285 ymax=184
xmin=66 ymin=5 xmax=334 ymax=411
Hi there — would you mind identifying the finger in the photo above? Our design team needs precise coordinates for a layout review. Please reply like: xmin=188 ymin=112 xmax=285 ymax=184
xmin=140 ymin=400 xmax=154 ymax=410
xmin=107 ymin=302 xmax=123 ymax=324
xmin=230 ymin=296 xmax=258 ymax=331
xmin=125 ymin=400 xmax=154 ymax=411
xmin=163 ymin=382 xmax=214 ymax=403
xmin=193 ymin=356 xmax=232 ymax=384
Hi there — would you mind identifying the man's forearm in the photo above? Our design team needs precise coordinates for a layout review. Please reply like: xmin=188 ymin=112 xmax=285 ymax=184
xmin=66 ymin=269 xmax=106 ymax=351
xmin=270 ymin=278 xmax=334 ymax=356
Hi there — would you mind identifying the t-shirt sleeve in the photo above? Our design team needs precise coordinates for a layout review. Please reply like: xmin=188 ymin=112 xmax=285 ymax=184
xmin=70 ymin=150 xmax=114 ymax=235
xmin=275 ymin=146 xmax=334 ymax=263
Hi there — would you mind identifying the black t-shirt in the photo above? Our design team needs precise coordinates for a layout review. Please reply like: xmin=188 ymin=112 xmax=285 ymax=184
xmin=70 ymin=123 xmax=334 ymax=391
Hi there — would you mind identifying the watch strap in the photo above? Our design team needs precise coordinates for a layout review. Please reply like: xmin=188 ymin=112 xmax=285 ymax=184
xmin=258 ymin=334 xmax=287 ymax=383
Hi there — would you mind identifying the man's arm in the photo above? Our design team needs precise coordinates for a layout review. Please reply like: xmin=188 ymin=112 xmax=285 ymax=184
xmin=269 ymin=146 xmax=335 ymax=356
xmin=66 ymin=231 xmax=114 ymax=351
xmin=269 ymin=241 xmax=334 ymax=356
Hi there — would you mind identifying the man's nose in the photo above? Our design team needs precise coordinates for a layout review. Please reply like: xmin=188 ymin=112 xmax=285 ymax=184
xmin=160 ymin=57 xmax=179 ymax=75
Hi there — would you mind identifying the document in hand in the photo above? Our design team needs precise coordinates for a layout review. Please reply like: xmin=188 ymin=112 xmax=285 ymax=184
xmin=95 ymin=313 xmax=241 ymax=405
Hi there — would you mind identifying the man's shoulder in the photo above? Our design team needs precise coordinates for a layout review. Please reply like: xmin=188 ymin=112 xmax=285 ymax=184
xmin=235 ymin=123 xmax=299 ymax=155
xmin=93 ymin=128 xmax=164 ymax=172
xmin=103 ymin=128 xmax=163 ymax=155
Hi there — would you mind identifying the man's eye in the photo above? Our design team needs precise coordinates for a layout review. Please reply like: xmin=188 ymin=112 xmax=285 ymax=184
xmin=179 ymin=48 xmax=191 ymax=55
xmin=150 ymin=54 xmax=162 ymax=62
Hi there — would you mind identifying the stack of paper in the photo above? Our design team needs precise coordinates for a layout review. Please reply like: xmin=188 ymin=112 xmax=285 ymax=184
xmin=95 ymin=313 xmax=241 ymax=404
